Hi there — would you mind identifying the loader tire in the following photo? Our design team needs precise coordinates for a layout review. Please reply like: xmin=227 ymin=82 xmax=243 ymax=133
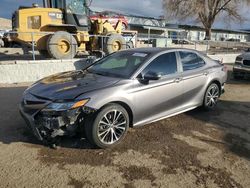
xmin=104 ymin=34 xmax=126 ymax=54
xmin=47 ymin=31 xmax=78 ymax=59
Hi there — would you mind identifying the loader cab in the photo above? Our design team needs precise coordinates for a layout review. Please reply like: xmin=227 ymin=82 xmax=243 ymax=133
xmin=45 ymin=0 xmax=90 ymax=31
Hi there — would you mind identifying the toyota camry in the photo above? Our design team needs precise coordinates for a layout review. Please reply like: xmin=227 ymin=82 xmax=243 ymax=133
xmin=20 ymin=48 xmax=227 ymax=148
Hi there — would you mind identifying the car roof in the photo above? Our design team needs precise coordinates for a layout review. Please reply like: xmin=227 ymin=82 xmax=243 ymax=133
xmin=124 ymin=47 xmax=199 ymax=55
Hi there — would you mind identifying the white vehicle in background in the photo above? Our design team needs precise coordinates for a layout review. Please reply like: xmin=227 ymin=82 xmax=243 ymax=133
xmin=0 ymin=30 xmax=5 ymax=38
xmin=0 ymin=38 xmax=4 ymax=47
xmin=0 ymin=30 xmax=10 ymax=47
xmin=233 ymin=50 xmax=250 ymax=79
xmin=0 ymin=30 xmax=6 ymax=47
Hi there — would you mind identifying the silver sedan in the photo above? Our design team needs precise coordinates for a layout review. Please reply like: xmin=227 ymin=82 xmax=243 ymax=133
xmin=20 ymin=48 xmax=228 ymax=148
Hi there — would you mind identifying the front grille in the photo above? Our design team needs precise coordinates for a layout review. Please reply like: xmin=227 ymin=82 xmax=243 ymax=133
xmin=25 ymin=100 xmax=46 ymax=105
xmin=243 ymin=60 xmax=250 ymax=66
xmin=22 ymin=93 xmax=50 ymax=115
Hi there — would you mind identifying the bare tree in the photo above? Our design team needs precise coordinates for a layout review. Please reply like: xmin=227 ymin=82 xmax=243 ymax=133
xmin=162 ymin=0 xmax=250 ymax=40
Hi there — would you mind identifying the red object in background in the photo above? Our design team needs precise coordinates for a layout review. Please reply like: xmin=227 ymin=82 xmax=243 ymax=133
xmin=90 ymin=11 xmax=129 ymax=30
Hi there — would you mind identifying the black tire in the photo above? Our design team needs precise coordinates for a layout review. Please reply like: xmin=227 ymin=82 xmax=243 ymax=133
xmin=85 ymin=103 xmax=129 ymax=149
xmin=104 ymin=34 xmax=126 ymax=54
xmin=203 ymin=83 xmax=220 ymax=110
xmin=47 ymin=31 xmax=78 ymax=59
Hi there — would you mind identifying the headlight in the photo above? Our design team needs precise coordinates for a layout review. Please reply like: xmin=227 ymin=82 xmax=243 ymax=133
xmin=235 ymin=62 xmax=242 ymax=66
xmin=43 ymin=99 xmax=89 ymax=111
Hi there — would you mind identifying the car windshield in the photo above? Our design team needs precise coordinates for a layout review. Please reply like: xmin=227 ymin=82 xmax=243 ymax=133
xmin=87 ymin=51 xmax=151 ymax=79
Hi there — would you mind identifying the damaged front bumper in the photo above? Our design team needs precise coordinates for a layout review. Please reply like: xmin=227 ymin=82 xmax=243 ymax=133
xmin=19 ymin=100 xmax=96 ymax=144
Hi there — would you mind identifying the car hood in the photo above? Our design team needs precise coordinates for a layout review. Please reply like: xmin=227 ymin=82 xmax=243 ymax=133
xmin=27 ymin=70 xmax=120 ymax=101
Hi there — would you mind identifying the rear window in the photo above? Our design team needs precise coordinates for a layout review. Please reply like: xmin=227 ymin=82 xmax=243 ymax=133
xmin=179 ymin=51 xmax=205 ymax=71
xmin=142 ymin=52 xmax=178 ymax=76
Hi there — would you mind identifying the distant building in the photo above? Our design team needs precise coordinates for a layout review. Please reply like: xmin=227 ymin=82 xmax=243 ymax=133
xmin=129 ymin=20 xmax=250 ymax=42
xmin=0 ymin=18 xmax=11 ymax=30
xmin=90 ymin=7 xmax=250 ymax=42
xmin=177 ymin=25 xmax=250 ymax=42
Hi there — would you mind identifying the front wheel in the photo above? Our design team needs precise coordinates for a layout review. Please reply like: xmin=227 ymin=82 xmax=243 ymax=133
xmin=47 ymin=31 xmax=78 ymax=59
xmin=203 ymin=83 xmax=220 ymax=110
xmin=85 ymin=104 xmax=129 ymax=148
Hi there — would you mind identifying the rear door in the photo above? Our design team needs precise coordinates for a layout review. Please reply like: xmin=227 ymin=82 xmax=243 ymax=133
xmin=178 ymin=51 xmax=208 ymax=108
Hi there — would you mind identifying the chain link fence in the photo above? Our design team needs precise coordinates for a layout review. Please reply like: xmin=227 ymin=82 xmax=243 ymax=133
xmin=1 ymin=30 xmax=250 ymax=61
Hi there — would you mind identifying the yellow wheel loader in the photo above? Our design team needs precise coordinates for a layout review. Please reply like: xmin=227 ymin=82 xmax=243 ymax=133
xmin=11 ymin=0 xmax=127 ymax=59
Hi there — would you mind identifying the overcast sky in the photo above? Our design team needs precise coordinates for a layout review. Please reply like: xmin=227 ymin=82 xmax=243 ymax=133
xmin=0 ymin=0 xmax=249 ymax=30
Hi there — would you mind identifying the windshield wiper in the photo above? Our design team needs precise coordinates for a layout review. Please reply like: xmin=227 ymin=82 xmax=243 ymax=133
xmin=94 ymin=72 xmax=109 ymax=76
xmin=88 ymin=69 xmax=123 ymax=78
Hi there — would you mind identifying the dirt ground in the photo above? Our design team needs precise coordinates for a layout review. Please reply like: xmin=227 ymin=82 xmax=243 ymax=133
xmin=0 ymin=67 xmax=249 ymax=188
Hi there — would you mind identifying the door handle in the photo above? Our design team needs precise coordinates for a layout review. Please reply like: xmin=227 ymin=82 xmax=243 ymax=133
xmin=174 ymin=78 xmax=182 ymax=83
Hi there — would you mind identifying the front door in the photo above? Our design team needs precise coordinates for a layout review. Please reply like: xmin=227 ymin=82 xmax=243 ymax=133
xmin=133 ymin=52 xmax=183 ymax=125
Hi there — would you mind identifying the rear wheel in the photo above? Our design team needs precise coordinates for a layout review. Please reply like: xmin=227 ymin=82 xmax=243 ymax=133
xmin=104 ymin=34 xmax=126 ymax=54
xmin=85 ymin=104 xmax=129 ymax=148
xmin=203 ymin=83 xmax=220 ymax=110
xmin=47 ymin=31 xmax=78 ymax=59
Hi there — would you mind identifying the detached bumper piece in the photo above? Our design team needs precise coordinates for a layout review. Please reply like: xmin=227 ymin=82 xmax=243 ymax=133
xmin=20 ymin=107 xmax=43 ymax=141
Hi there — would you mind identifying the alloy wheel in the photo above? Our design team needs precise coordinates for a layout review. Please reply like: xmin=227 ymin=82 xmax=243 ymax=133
xmin=97 ymin=110 xmax=127 ymax=145
xmin=205 ymin=84 xmax=220 ymax=108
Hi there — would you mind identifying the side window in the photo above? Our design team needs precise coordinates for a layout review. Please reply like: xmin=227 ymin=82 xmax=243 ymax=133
xmin=143 ymin=52 xmax=177 ymax=76
xmin=27 ymin=16 xmax=41 ymax=29
xmin=179 ymin=51 xmax=205 ymax=71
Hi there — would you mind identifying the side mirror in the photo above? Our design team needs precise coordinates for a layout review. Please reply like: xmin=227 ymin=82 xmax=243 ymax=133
xmin=143 ymin=71 xmax=162 ymax=81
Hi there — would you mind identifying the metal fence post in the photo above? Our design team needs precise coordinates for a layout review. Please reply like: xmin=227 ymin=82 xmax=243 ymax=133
xmin=206 ymin=40 xmax=209 ymax=54
xmin=102 ymin=36 xmax=104 ymax=52
xmin=71 ymin=33 xmax=73 ymax=60
xmin=31 ymin=32 xmax=35 ymax=61
xmin=227 ymin=42 xmax=229 ymax=54
xmin=147 ymin=28 xmax=151 ymax=47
